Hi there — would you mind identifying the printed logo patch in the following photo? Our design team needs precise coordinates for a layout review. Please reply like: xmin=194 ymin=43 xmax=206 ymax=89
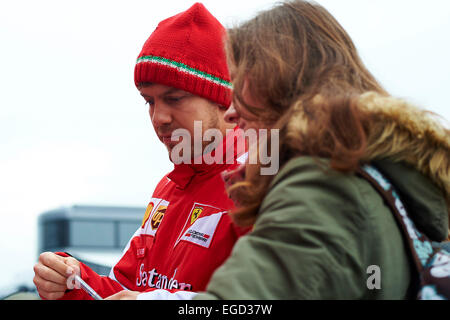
xmin=177 ymin=207 xmax=224 ymax=248
xmin=190 ymin=206 xmax=203 ymax=225
xmin=136 ymin=247 xmax=146 ymax=258
xmin=141 ymin=202 xmax=154 ymax=228
xmin=141 ymin=198 xmax=170 ymax=237
xmin=151 ymin=205 xmax=166 ymax=230
xmin=185 ymin=230 xmax=210 ymax=242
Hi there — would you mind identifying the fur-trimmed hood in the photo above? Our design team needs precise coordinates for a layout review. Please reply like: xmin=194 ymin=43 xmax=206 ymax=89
xmin=358 ymin=92 xmax=450 ymax=240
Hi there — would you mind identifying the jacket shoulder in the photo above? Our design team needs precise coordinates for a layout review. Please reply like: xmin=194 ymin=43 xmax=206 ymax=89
xmin=253 ymin=156 xmax=411 ymax=298
xmin=259 ymin=157 xmax=369 ymax=228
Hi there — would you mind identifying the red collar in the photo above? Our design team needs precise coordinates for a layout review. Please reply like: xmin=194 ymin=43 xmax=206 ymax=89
xmin=167 ymin=126 xmax=245 ymax=189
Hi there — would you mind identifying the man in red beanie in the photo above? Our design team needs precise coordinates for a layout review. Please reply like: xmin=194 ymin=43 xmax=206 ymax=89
xmin=33 ymin=2 xmax=248 ymax=300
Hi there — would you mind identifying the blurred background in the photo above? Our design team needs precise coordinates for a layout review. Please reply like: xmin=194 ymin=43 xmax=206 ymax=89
xmin=0 ymin=0 xmax=449 ymax=299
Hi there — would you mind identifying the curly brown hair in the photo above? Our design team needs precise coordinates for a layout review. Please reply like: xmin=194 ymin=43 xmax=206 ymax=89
xmin=226 ymin=0 xmax=388 ymax=227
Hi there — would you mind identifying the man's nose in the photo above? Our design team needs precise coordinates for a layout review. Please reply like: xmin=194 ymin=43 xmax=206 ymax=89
xmin=224 ymin=104 xmax=239 ymax=124
xmin=151 ymin=103 xmax=172 ymax=127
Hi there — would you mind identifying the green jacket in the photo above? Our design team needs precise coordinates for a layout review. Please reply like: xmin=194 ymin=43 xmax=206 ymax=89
xmin=195 ymin=157 xmax=448 ymax=299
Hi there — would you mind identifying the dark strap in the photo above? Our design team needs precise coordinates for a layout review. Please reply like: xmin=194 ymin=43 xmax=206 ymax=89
xmin=357 ymin=164 xmax=450 ymax=299
xmin=356 ymin=164 xmax=435 ymax=273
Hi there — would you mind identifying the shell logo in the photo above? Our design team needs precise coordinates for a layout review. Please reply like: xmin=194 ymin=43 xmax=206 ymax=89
xmin=141 ymin=202 xmax=154 ymax=228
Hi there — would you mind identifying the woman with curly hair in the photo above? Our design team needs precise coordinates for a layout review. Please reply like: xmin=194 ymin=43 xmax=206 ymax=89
xmin=194 ymin=0 xmax=450 ymax=299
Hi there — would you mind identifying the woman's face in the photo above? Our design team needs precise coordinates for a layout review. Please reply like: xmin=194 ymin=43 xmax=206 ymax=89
xmin=223 ymin=80 xmax=267 ymax=131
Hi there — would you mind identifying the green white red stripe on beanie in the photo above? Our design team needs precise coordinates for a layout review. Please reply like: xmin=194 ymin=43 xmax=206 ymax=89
xmin=136 ymin=55 xmax=232 ymax=90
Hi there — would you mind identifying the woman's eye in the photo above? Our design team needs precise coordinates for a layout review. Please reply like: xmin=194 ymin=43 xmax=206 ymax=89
xmin=145 ymin=99 xmax=154 ymax=106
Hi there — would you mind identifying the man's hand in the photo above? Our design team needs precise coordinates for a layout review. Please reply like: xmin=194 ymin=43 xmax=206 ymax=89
xmin=105 ymin=290 xmax=140 ymax=300
xmin=33 ymin=252 xmax=81 ymax=300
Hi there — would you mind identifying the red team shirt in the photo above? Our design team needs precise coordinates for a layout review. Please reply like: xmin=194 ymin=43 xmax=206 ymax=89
xmin=57 ymin=129 xmax=248 ymax=299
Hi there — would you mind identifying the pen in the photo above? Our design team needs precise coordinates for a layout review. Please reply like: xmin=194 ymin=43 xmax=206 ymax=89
xmin=74 ymin=274 xmax=103 ymax=300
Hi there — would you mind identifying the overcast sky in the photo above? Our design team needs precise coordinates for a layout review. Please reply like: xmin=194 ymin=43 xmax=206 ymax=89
xmin=0 ymin=0 xmax=449 ymax=293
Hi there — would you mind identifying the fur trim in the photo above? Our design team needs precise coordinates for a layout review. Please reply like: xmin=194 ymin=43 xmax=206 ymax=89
xmin=358 ymin=92 xmax=450 ymax=234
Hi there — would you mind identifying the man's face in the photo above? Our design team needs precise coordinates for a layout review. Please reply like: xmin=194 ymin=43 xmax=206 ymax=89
xmin=139 ymin=83 xmax=230 ymax=161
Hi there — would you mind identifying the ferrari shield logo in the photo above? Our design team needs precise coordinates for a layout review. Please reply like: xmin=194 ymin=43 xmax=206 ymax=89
xmin=190 ymin=206 xmax=203 ymax=225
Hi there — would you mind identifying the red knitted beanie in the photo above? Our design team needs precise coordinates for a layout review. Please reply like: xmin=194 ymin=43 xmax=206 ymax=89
xmin=134 ymin=3 xmax=232 ymax=108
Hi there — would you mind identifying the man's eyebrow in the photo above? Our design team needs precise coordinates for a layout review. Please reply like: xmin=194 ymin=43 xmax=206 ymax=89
xmin=140 ymin=88 xmax=188 ymax=98
xmin=163 ymin=88 xmax=191 ymax=96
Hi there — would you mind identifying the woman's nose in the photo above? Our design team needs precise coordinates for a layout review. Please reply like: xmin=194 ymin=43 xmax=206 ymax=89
xmin=224 ymin=104 xmax=239 ymax=124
